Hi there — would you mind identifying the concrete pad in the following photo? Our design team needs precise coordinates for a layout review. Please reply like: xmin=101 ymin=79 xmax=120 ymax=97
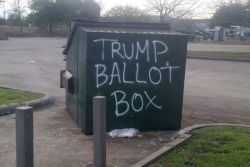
xmin=0 ymin=100 xmax=178 ymax=167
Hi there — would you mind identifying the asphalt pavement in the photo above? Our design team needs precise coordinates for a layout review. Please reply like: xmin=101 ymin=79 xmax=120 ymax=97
xmin=0 ymin=38 xmax=250 ymax=167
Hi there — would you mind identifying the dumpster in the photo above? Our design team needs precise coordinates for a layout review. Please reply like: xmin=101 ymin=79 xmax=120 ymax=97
xmin=61 ymin=20 xmax=187 ymax=134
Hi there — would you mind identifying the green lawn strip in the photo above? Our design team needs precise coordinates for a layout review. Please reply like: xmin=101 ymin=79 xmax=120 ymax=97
xmin=190 ymin=40 xmax=250 ymax=45
xmin=148 ymin=126 xmax=250 ymax=167
xmin=0 ymin=87 xmax=43 ymax=105
xmin=187 ymin=51 xmax=250 ymax=59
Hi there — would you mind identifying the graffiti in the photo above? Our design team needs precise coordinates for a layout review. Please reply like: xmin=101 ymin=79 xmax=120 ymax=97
xmin=93 ymin=38 xmax=181 ymax=117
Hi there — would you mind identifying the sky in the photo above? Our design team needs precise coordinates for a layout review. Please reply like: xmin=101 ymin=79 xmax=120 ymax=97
xmin=99 ymin=0 xmax=214 ymax=18
xmin=0 ymin=0 xmax=214 ymax=19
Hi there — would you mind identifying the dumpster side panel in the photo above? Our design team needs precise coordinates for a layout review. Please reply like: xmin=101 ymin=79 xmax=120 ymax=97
xmin=65 ymin=30 xmax=79 ymax=124
xmin=78 ymin=29 xmax=88 ymax=130
xmin=85 ymin=32 xmax=187 ymax=133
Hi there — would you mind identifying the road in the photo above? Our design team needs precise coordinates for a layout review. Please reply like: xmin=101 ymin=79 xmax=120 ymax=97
xmin=183 ymin=59 xmax=250 ymax=126
xmin=0 ymin=38 xmax=250 ymax=167
xmin=0 ymin=37 xmax=65 ymax=97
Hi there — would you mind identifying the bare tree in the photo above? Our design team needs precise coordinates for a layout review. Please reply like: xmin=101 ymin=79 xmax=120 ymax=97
xmin=9 ymin=0 xmax=26 ymax=32
xmin=0 ymin=0 xmax=6 ymax=20
xmin=95 ymin=0 xmax=105 ymax=15
xmin=212 ymin=0 xmax=248 ymax=8
xmin=145 ymin=0 xmax=201 ymax=22
xmin=104 ymin=5 xmax=152 ymax=22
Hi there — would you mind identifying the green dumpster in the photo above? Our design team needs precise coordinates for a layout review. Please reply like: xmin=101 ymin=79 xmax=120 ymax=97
xmin=61 ymin=20 xmax=187 ymax=134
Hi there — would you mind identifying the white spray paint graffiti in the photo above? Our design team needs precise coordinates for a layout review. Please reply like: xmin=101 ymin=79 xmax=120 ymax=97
xmin=111 ymin=90 xmax=162 ymax=117
xmin=93 ymin=38 xmax=181 ymax=117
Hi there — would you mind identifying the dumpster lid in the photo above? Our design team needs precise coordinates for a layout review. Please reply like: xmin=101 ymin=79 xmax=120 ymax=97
xmin=63 ymin=20 xmax=174 ymax=55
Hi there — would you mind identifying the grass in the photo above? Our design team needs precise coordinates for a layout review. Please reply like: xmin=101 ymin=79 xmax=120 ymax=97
xmin=190 ymin=38 xmax=250 ymax=45
xmin=148 ymin=126 xmax=250 ymax=167
xmin=0 ymin=87 xmax=43 ymax=105
xmin=187 ymin=51 xmax=250 ymax=59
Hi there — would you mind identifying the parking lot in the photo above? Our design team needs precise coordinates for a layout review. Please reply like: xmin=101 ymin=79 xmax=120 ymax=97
xmin=0 ymin=38 xmax=250 ymax=166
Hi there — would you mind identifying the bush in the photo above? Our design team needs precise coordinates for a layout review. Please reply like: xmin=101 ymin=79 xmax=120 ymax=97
xmin=203 ymin=35 xmax=209 ymax=41
xmin=240 ymin=35 xmax=246 ymax=41
xmin=188 ymin=34 xmax=196 ymax=41
xmin=0 ymin=18 xmax=6 ymax=25
xmin=245 ymin=32 xmax=250 ymax=37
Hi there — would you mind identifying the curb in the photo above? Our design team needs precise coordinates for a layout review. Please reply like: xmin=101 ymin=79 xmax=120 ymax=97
xmin=131 ymin=123 xmax=250 ymax=167
xmin=131 ymin=134 xmax=191 ymax=167
xmin=187 ymin=56 xmax=250 ymax=63
xmin=176 ymin=123 xmax=250 ymax=137
xmin=0 ymin=95 xmax=55 ymax=116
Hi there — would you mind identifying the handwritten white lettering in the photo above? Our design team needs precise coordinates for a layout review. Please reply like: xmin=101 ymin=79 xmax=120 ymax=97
xmin=136 ymin=40 xmax=150 ymax=62
xmin=152 ymin=40 xmax=168 ymax=63
xmin=93 ymin=39 xmax=182 ymax=117
xmin=136 ymin=63 xmax=147 ymax=84
xmin=123 ymin=43 xmax=134 ymax=60
xmin=93 ymin=39 xmax=118 ymax=60
xmin=131 ymin=93 xmax=144 ymax=112
xmin=111 ymin=90 xmax=130 ymax=117
xmin=144 ymin=91 xmax=162 ymax=109
xmin=149 ymin=66 xmax=162 ymax=85
xmin=160 ymin=62 xmax=180 ymax=83
xmin=111 ymin=90 xmax=162 ymax=117
xmin=112 ymin=42 xmax=125 ymax=59
xmin=95 ymin=64 xmax=108 ymax=88
xmin=122 ymin=62 xmax=134 ymax=84
xmin=109 ymin=62 xmax=121 ymax=85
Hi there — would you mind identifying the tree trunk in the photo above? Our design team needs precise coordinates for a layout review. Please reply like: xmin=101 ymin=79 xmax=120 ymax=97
xmin=19 ymin=16 xmax=22 ymax=33
xmin=20 ymin=22 xmax=23 ymax=33
xmin=159 ymin=15 xmax=165 ymax=23
xmin=48 ymin=21 xmax=53 ymax=34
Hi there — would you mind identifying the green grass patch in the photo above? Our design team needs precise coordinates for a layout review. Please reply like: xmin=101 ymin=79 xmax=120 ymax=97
xmin=0 ymin=87 xmax=43 ymax=105
xmin=188 ymin=51 xmax=250 ymax=59
xmin=190 ymin=39 xmax=250 ymax=45
xmin=148 ymin=126 xmax=250 ymax=167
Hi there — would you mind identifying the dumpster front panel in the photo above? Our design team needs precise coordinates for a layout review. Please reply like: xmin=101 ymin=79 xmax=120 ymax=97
xmin=85 ymin=32 xmax=187 ymax=132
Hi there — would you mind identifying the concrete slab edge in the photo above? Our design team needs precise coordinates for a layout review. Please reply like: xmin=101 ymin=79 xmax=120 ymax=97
xmin=176 ymin=123 xmax=250 ymax=138
xmin=0 ymin=95 xmax=55 ymax=116
xmin=131 ymin=123 xmax=250 ymax=167
xmin=188 ymin=56 xmax=250 ymax=63
xmin=131 ymin=134 xmax=191 ymax=167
